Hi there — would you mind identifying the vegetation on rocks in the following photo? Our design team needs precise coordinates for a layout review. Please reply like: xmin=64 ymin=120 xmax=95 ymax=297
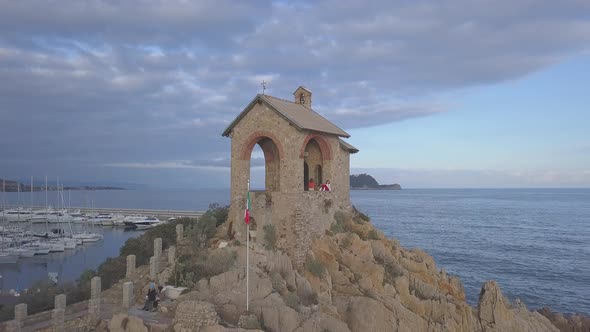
xmin=305 ymin=256 xmax=326 ymax=277
xmin=263 ymin=224 xmax=277 ymax=250
xmin=173 ymin=249 xmax=237 ymax=288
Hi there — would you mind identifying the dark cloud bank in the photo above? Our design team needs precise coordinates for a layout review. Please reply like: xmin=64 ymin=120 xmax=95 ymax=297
xmin=0 ymin=0 xmax=589 ymax=187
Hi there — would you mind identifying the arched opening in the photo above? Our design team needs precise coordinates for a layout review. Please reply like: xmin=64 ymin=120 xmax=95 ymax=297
xmin=303 ymin=139 xmax=323 ymax=191
xmin=243 ymin=136 xmax=281 ymax=192
xmin=249 ymin=144 xmax=265 ymax=190
xmin=304 ymin=162 xmax=309 ymax=190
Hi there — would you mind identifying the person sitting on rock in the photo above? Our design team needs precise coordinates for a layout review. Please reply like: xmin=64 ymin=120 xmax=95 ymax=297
xmin=143 ymin=282 xmax=159 ymax=311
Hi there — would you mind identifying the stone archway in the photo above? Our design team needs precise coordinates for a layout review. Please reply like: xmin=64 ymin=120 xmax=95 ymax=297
xmin=241 ymin=132 xmax=282 ymax=192
xmin=303 ymin=139 xmax=323 ymax=191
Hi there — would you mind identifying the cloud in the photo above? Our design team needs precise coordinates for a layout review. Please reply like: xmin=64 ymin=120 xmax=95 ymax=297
xmin=104 ymin=157 xmax=265 ymax=170
xmin=0 ymin=0 xmax=589 ymax=185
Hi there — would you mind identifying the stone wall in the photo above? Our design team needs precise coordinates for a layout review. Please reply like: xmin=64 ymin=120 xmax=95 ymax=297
xmin=249 ymin=190 xmax=341 ymax=267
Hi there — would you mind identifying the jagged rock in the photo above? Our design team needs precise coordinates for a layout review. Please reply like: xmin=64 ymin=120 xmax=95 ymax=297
xmin=268 ymin=250 xmax=297 ymax=290
xmin=108 ymin=314 xmax=148 ymax=332
xmin=303 ymin=268 xmax=333 ymax=306
xmin=337 ymin=296 xmax=399 ymax=331
xmin=238 ymin=313 xmax=262 ymax=329
xmin=295 ymin=273 xmax=315 ymax=302
xmin=201 ymin=326 xmax=263 ymax=332
xmin=295 ymin=312 xmax=351 ymax=332
xmin=173 ymin=300 xmax=219 ymax=332
xmin=370 ymin=239 xmax=395 ymax=264
xmin=478 ymin=281 xmax=514 ymax=326
xmin=340 ymin=245 xmax=384 ymax=293
xmin=252 ymin=293 xmax=301 ymax=332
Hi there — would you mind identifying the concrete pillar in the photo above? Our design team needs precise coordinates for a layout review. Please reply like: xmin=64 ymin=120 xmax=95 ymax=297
xmin=168 ymin=245 xmax=176 ymax=265
xmin=122 ymin=281 xmax=134 ymax=308
xmin=149 ymin=256 xmax=159 ymax=281
xmin=154 ymin=238 xmax=162 ymax=258
xmin=126 ymin=254 xmax=136 ymax=278
xmin=13 ymin=303 xmax=27 ymax=332
xmin=52 ymin=294 xmax=66 ymax=332
xmin=176 ymin=224 xmax=184 ymax=243
xmin=89 ymin=276 xmax=101 ymax=317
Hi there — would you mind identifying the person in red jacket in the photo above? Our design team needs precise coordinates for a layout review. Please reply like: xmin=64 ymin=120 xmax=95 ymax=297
xmin=308 ymin=178 xmax=315 ymax=191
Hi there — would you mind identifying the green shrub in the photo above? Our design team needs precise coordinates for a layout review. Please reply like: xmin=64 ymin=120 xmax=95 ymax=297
xmin=233 ymin=239 xmax=241 ymax=246
xmin=352 ymin=205 xmax=370 ymax=223
xmin=204 ymin=203 xmax=229 ymax=226
xmin=171 ymin=249 xmax=237 ymax=287
xmin=333 ymin=211 xmax=346 ymax=225
xmin=240 ymin=315 xmax=262 ymax=330
xmin=97 ymin=256 xmax=127 ymax=290
xmin=204 ymin=250 xmax=237 ymax=276
xmin=306 ymin=257 xmax=326 ymax=278
xmin=263 ymin=224 xmax=277 ymax=250
xmin=383 ymin=262 xmax=405 ymax=285
xmin=342 ymin=234 xmax=354 ymax=249
xmin=284 ymin=292 xmax=301 ymax=310
xmin=368 ymin=230 xmax=380 ymax=240
xmin=330 ymin=222 xmax=345 ymax=233
xmin=188 ymin=215 xmax=217 ymax=248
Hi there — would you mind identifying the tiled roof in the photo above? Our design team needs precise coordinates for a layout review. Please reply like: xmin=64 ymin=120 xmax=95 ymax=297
xmin=222 ymin=94 xmax=350 ymax=138
xmin=339 ymin=139 xmax=359 ymax=154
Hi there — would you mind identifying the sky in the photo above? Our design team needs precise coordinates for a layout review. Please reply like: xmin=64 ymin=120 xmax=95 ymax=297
xmin=0 ymin=0 xmax=589 ymax=189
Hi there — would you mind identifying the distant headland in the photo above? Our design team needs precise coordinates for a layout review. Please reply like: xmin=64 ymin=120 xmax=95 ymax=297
xmin=350 ymin=173 xmax=402 ymax=190
xmin=0 ymin=178 xmax=126 ymax=192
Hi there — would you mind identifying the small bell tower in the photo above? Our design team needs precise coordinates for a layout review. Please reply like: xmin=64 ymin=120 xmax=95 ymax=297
xmin=293 ymin=86 xmax=312 ymax=109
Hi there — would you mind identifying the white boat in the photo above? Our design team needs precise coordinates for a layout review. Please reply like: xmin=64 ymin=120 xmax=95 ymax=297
xmin=87 ymin=213 xmax=123 ymax=226
xmin=22 ymin=243 xmax=51 ymax=255
xmin=47 ymin=242 xmax=65 ymax=252
xmin=123 ymin=216 xmax=163 ymax=229
xmin=45 ymin=210 xmax=73 ymax=223
xmin=29 ymin=209 xmax=52 ymax=222
xmin=3 ymin=208 xmax=33 ymax=222
xmin=0 ymin=252 xmax=18 ymax=264
xmin=5 ymin=247 xmax=36 ymax=258
xmin=51 ymin=238 xmax=77 ymax=249
xmin=73 ymin=232 xmax=103 ymax=243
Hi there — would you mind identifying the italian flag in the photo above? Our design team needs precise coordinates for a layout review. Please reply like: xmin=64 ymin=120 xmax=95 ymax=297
xmin=244 ymin=190 xmax=251 ymax=224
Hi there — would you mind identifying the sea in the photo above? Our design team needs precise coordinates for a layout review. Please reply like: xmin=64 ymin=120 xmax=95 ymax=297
xmin=1 ymin=188 xmax=588 ymax=315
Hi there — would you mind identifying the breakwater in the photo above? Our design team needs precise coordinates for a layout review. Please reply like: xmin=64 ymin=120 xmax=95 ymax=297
xmin=1 ymin=205 xmax=204 ymax=221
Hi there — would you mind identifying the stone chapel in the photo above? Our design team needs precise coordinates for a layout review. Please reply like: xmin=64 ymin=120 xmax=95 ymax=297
xmin=222 ymin=86 xmax=358 ymax=266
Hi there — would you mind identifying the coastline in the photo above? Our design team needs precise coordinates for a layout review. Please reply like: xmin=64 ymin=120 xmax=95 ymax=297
xmin=1 ymin=206 xmax=587 ymax=331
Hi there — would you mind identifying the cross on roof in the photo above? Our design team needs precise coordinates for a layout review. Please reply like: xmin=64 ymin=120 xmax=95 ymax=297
xmin=261 ymin=80 xmax=267 ymax=95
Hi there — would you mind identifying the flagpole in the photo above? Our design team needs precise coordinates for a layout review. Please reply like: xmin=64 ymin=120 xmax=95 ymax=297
xmin=246 ymin=179 xmax=250 ymax=312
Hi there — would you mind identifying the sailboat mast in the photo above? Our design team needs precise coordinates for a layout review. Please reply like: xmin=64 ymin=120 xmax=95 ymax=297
xmin=30 ymin=176 xmax=33 ymax=208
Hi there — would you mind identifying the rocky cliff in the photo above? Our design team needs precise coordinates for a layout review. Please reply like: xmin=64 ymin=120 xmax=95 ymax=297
xmin=350 ymin=173 xmax=402 ymax=190
xmin=103 ymin=208 xmax=563 ymax=332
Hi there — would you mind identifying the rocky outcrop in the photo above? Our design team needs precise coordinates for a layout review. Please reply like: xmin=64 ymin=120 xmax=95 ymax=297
xmin=150 ymin=209 xmax=565 ymax=332
xmin=173 ymin=300 xmax=219 ymax=332
xmin=108 ymin=314 xmax=149 ymax=332
xmin=538 ymin=307 xmax=590 ymax=332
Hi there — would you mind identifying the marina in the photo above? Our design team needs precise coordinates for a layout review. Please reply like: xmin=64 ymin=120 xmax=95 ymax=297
xmin=0 ymin=206 xmax=204 ymax=263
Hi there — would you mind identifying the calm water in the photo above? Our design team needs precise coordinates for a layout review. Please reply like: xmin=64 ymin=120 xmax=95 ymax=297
xmin=0 ymin=225 xmax=142 ymax=292
xmin=351 ymin=189 xmax=590 ymax=315
xmin=1 ymin=188 xmax=589 ymax=315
